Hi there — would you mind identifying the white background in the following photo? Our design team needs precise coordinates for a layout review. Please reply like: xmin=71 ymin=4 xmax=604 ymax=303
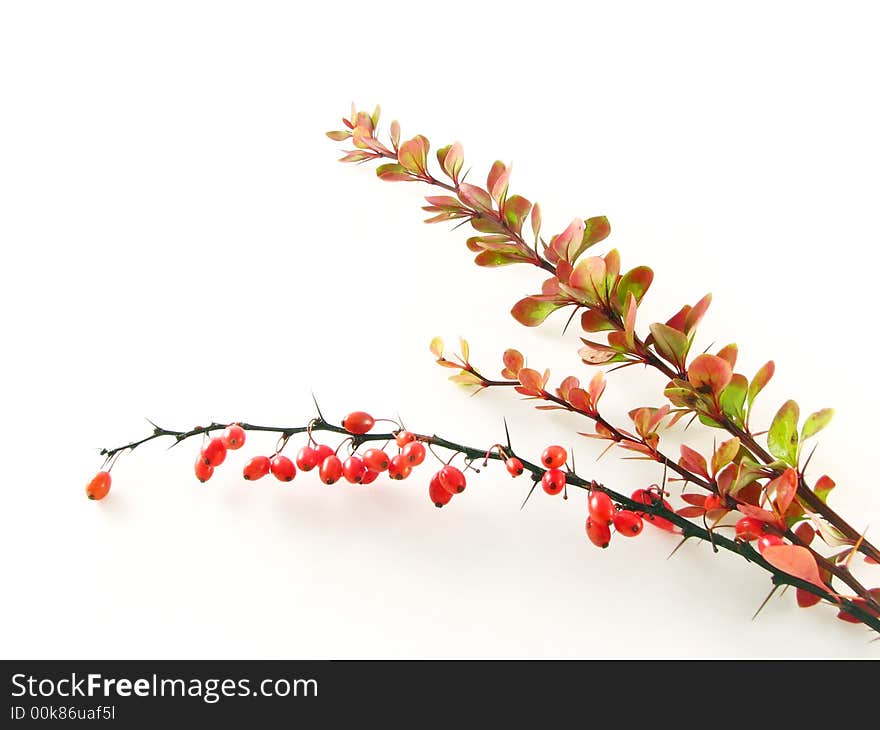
xmin=2 ymin=1 xmax=879 ymax=658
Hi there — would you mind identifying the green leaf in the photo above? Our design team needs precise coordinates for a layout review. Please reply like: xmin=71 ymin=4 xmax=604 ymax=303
xmin=748 ymin=361 xmax=775 ymax=407
xmin=768 ymin=400 xmax=800 ymax=466
xmin=511 ymin=297 xmax=564 ymax=327
xmin=698 ymin=413 xmax=725 ymax=429
xmin=469 ymin=216 xmax=507 ymax=234
xmin=801 ymin=408 xmax=833 ymax=440
xmin=719 ymin=374 xmax=747 ymax=426
xmin=503 ymin=195 xmax=531 ymax=235
xmin=376 ymin=163 xmax=414 ymax=182
xmin=616 ymin=266 xmax=654 ymax=308
xmin=649 ymin=323 xmax=690 ymax=371
xmin=664 ymin=383 xmax=699 ymax=409
xmin=474 ymin=250 xmax=527 ymax=267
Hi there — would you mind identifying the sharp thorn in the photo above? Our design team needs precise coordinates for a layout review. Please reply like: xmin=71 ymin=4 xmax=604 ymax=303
xmin=751 ymin=584 xmax=780 ymax=621
xmin=311 ymin=392 xmax=326 ymax=422
xmin=667 ymin=536 xmax=690 ymax=559
xmin=520 ymin=481 xmax=538 ymax=511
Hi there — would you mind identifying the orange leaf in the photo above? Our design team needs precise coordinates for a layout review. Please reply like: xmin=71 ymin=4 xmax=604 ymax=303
xmin=761 ymin=544 xmax=828 ymax=591
xmin=518 ymin=368 xmax=544 ymax=392
xmin=688 ymin=354 xmax=733 ymax=396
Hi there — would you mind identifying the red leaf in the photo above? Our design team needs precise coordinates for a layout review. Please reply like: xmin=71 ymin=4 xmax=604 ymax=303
xmin=716 ymin=343 xmax=738 ymax=369
xmin=794 ymin=522 xmax=815 ymax=546
xmin=770 ymin=467 xmax=799 ymax=517
xmin=684 ymin=293 xmax=712 ymax=334
xmin=761 ymin=545 xmax=828 ymax=590
xmin=556 ymin=375 xmax=580 ymax=401
xmin=796 ymin=588 xmax=822 ymax=608
xmin=501 ymin=349 xmax=524 ymax=378
xmin=676 ymin=506 xmax=706 ymax=518
xmin=814 ymin=475 xmax=836 ymax=503
xmin=679 ymin=444 xmax=709 ymax=480
xmin=568 ymin=388 xmax=591 ymax=412
xmin=681 ymin=493 xmax=707 ymax=507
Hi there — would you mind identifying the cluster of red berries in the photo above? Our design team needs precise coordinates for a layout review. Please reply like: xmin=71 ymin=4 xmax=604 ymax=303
xmin=733 ymin=516 xmax=783 ymax=554
xmin=191 ymin=413 xmax=433 ymax=488
xmin=584 ymin=486 xmax=679 ymax=549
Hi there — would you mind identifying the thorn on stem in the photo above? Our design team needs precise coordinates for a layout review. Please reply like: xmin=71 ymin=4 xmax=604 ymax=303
xmin=520 ymin=481 xmax=538 ymax=511
xmin=311 ymin=392 xmax=326 ymax=422
xmin=751 ymin=584 xmax=780 ymax=621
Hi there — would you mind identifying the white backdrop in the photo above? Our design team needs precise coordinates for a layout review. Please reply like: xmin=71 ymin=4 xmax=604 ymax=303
xmin=2 ymin=1 xmax=878 ymax=658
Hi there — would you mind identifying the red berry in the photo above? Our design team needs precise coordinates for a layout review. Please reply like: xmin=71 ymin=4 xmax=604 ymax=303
xmin=735 ymin=517 xmax=766 ymax=541
xmin=704 ymin=495 xmax=723 ymax=512
xmin=194 ymin=458 xmax=214 ymax=483
xmin=362 ymin=448 xmax=390 ymax=472
xmin=796 ymin=588 xmax=822 ymax=609
xmin=541 ymin=445 xmax=567 ymax=469
xmin=342 ymin=411 xmax=375 ymax=435
xmin=360 ymin=469 xmax=379 ymax=485
xmin=86 ymin=471 xmax=112 ymax=500
xmin=314 ymin=444 xmax=335 ymax=463
xmin=396 ymin=430 xmax=416 ymax=447
xmin=388 ymin=454 xmax=412 ymax=480
xmin=585 ymin=517 xmax=611 ymax=548
xmin=343 ymin=456 xmax=366 ymax=484
xmin=505 ymin=457 xmax=524 ymax=477
xmin=402 ymin=440 xmax=426 ymax=466
xmin=270 ymin=455 xmax=296 ymax=482
xmin=613 ymin=510 xmax=644 ymax=537
xmin=243 ymin=455 xmax=271 ymax=481
xmin=221 ymin=424 xmax=246 ymax=450
xmin=630 ymin=489 xmax=675 ymax=531
xmin=296 ymin=446 xmax=320 ymax=472
xmin=541 ymin=468 xmax=566 ymax=495
xmin=201 ymin=438 xmax=227 ymax=467
xmin=438 ymin=465 xmax=466 ymax=494
xmin=757 ymin=534 xmax=784 ymax=555
xmin=588 ymin=490 xmax=616 ymax=524
xmin=319 ymin=455 xmax=343 ymax=484
xmin=429 ymin=472 xmax=453 ymax=507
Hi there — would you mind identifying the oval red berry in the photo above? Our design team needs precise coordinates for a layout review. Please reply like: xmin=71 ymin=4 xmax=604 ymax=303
xmin=86 ymin=471 xmax=112 ymax=500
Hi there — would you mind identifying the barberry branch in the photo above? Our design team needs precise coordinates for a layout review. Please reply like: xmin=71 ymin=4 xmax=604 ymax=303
xmin=461 ymin=362 xmax=879 ymax=611
xmin=96 ymin=416 xmax=880 ymax=633
xmin=328 ymin=106 xmax=880 ymax=572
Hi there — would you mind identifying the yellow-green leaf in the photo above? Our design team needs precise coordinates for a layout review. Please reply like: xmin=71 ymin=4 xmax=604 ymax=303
xmin=801 ymin=408 xmax=833 ymax=440
xmin=511 ymin=297 xmax=563 ymax=327
xmin=768 ymin=399 xmax=800 ymax=466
